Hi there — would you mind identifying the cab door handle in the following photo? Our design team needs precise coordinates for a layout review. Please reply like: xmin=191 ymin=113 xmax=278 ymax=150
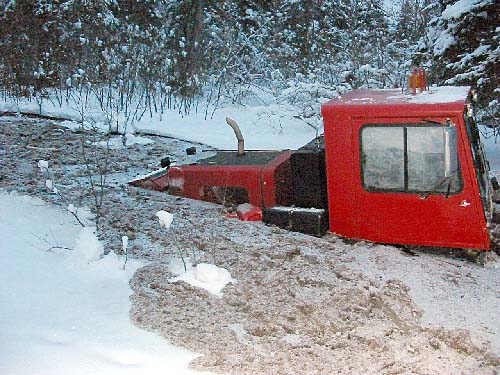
xmin=459 ymin=200 xmax=471 ymax=207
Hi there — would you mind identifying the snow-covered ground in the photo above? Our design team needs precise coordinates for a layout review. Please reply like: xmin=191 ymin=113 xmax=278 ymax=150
xmin=0 ymin=96 xmax=319 ymax=150
xmin=0 ymin=192 xmax=212 ymax=375
xmin=350 ymin=242 xmax=500 ymax=354
xmin=1 ymin=92 xmax=499 ymax=374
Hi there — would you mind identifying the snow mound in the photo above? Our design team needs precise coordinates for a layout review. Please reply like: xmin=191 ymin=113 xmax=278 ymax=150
xmin=74 ymin=227 xmax=104 ymax=263
xmin=0 ymin=192 xmax=210 ymax=375
xmin=156 ymin=210 xmax=174 ymax=230
xmin=170 ymin=263 xmax=235 ymax=297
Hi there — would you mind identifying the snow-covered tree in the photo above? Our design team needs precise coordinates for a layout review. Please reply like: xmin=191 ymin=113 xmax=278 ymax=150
xmin=426 ymin=0 xmax=499 ymax=123
xmin=2 ymin=0 xmax=496 ymax=122
xmin=337 ymin=0 xmax=390 ymax=88
xmin=385 ymin=0 xmax=439 ymax=88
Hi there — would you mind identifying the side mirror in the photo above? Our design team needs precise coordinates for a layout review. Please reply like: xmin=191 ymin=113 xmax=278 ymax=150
xmin=443 ymin=124 xmax=458 ymax=178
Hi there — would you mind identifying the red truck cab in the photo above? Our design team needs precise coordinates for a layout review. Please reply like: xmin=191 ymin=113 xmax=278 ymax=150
xmin=321 ymin=86 xmax=492 ymax=250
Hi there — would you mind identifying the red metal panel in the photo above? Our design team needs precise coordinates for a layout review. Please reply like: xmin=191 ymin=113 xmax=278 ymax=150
xmin=350 ymin=115 xmax=487 ymax=249
xmin=171 ymin=164 xmax=264 ymax=206
xmin=322 ymin=104 xmax=358 ymax=238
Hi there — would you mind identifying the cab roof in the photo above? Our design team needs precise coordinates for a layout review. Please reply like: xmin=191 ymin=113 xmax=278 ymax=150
xmin=323 ymin=86 xmax=470 ymax=115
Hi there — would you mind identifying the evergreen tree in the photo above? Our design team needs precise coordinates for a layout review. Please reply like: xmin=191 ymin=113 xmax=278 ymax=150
xmin=339 ymin=0 xmax=389 ymax=88
xmin=387 ymin=0 xmax=439 ymax=88
xmin=426 ymin=0 xmax=499 ymax=122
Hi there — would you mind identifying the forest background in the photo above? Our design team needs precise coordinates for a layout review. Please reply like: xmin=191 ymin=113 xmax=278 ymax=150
xmin=0 ymin=0 xmax=498 ymax=125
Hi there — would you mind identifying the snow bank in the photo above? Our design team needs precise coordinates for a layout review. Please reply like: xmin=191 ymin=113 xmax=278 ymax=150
xmin=170 ymin=263 xmax=236 ymax=297
xmin=0 ymin=192 xmax=212 ymax=375
xmin=0 ymin=95 xmax=317 ymax=150
xmin=0 ymin=99 xmax=85 ymax=122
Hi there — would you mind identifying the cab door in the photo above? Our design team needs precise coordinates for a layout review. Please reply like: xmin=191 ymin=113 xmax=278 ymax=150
xmin=353 ymin=117 xmax=489 ymax=250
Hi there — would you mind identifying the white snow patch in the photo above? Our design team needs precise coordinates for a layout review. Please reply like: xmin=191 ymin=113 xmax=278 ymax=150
xmin=434 ymin=30 xmax=456 ymax=55
xmin=95 ymin=134 xmax=154 ymax=149
xmin=168 ymin=257 xmax=193 ymax=277
xmin=45 ymin=179 xmax=54 ymax=190
xmin=169 ymin=263 xmax=236 ymax=297
xmin=125 ymin=133 xmax=154 ymax=146
xmin=227 ymin=323 xmax=251 ymax=346
xmin=387 ymin=86 xmax=470 ymax=104
xmin=350 ymin=97 xmax=375 ymax=102
xmin=0 ymin=191 xmax=212 ymax=375
xmin=236 ymin=203 xmax=256 ymax=214
xmin=270 ymin=206 xmax=325 ymax=213
xmin=122 ymin=235 xmax=129 ymax=253
xmin=156 ymin=210 xmax=174 ymax=230
xmin=74 ymin=226 xmax=104 ymax=263
xmin=0 ymin=95 xmax=317 ymax=150
xmin=282 ymin=333 xmax=303 ymax=345
xmin=38 ymin=159 xmax=49 ymax=173
xmin=129 ymin=166 xmax=170 ymax=183
xmin=442 ymin=0 xmax=492 ymax=20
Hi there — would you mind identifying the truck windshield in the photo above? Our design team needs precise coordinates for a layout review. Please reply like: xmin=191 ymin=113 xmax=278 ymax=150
xmin=361 ymin=123 xmax=462 ymax=194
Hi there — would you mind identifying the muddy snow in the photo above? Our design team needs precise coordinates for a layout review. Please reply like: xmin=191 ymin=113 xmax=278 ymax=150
xmin=1 ymin=116 xmax=499 ymax=374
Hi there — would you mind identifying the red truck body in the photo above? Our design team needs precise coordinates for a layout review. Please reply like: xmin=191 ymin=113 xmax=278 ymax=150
xmin=130 ymin=86 xmax=493 ymax=251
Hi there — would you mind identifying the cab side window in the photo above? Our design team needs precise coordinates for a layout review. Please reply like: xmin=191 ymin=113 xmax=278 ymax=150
xmin=361 ymin=124 xmax=462 ymax=194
